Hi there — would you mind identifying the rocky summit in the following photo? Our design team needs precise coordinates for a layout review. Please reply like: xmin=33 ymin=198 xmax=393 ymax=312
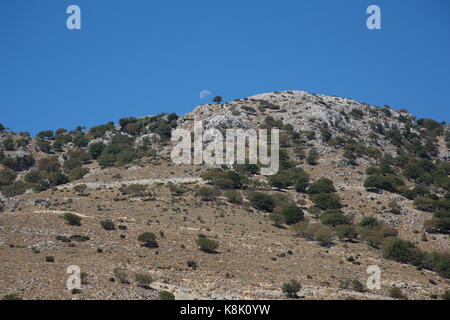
xmin=0 ymin=90 xmax=449 ymax=300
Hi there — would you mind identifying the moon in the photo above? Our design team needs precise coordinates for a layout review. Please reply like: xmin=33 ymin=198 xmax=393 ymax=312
xmin=200 ymin=90 xmax=212 ymax=99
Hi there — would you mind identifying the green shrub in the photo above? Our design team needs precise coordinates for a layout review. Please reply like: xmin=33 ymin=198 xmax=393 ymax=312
xmin=281 ymin=280 xmax=301 ymax=298
xmin=359 ymin=216 xmax=379 ymax=229
xmin=294 ymin=174 xmax=310 ymax=193
xmin=196 ymin=235 xmax=218 ymax=253
xmin=2 ymin=293 xmax=22 ymax=300
xmin=269 ymin=213 xmax=284 ymax=226
xmin=312 ymin=193 xmax=342 ymax=210
xmin=1 ymin=181 xmax=29 ymax=197
xmin=382 ymin=238 xmax=415 ymax=263
xmin=24 ymin=170 xmax=42 ymax=183
xmin=224 ymin=190 xmax=242 ymax=204
xmin=315 ymin=227 xmax=334 ymax=247
xmin=159 ymin=290 xmax=175 ymax=300
xmin=442 ymin=290 xmax=450 ymax=300
xmin=389 ymin=287 xmax=407 ymax=299
xmin=249 ymin=192 xmax=275 ymax=212
xmin=364 ymin=174 xmax=403 ymax=192
xmin=365 ymin=167 xmax=380 ymax=175
xmin=97 ymin=153 xmax=116 ymax=167
xmin=63 ymin=213 xmax=82 ymax=226
xmin=70 ymin=234 xmax=90 ymax=242
xmin=38 ymin=157 xmax=61 ymax=173
xmin=114 ymin=267 xmax=129 ymax=284
xmin=37 ymin=130 xmax=54 ymax=139
xmin=37 ymin=141 xmax=52 ymax=153
xmin=305 ymin=152 xmax=318 ymax=165
xmin=403 ymin=162 xmax=424 ymax=180
xmin=320 ymin=209 xmax=351 ymax=226
xmin=168 ymin=183 xmax=188 ymax=196
xmin=88 ymin=142 xmax=106 ymax=159
xmin=3 ymin=137 xmax=15 ymax=150
xmin=337 ymin=225 xmax=358 ymax=241
xmin=187 ymin=259 xmax=197 ymax=270
xmin=0 ymin=168 xmax=17 ymax=186
xmin=120 ymin=184 xmax=147 ymax=196
xmin=100 ymin=219 xmax=115 ymax=230
xmin=63 ymin=158 xmax=82 ymax=173
xmin=135 ymin=273 xmax=152 ymax=287
xmin=197 ymin=186 xmax=221 ymax=201
xmin=137 ymin=232 xmax=159 ymax=248
xmin=307 ymin=178 xmax=335 ymax=194
xmin=280 ymin=204 xmax=304 ymax=225
xmin=351 ymin=279 xmax=364 ymax=292
xmin=268 ymin=172 xmax=292 ymax=189
xmin=68 ymin=167 xmax=89 ymax=181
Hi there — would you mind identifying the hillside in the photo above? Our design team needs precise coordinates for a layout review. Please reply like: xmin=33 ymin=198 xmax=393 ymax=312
xmin=0 ymin=90 xmax=449 ymax=300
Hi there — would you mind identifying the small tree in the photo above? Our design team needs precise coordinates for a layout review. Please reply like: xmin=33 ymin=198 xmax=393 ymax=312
xmin=224 ymin=190 xmax=242 ymax=204
xmin=307 ymin=178 xmax=335 ymax=194
xmin=269 ymin=213 xmax=284 ymax=227
xmin=312 ymin=193 xmax=342 ymax=210
xmin=212 ymin=96 xmax=222 ymax=104
xmin=337 ymin=225 xmax=358 ymax=241
xmin=282 ymin=280 xmax=301 ymax=298
xmin=281 ymin=204 xmax=304 ymax=225
xmin=89 ymin=142 xmax=105 ymax=159
xmin=138 ymin=232 xmax=159 ymax=248
xmin=249 ymin=192 xmax=275 ymax=212
xmin=37 ymin=130 xmax=54 ymax=139
xmin=305 ymin=152 xmax=318 ymax=165
xmin=3 ymin=137 xmax=15 ymax=151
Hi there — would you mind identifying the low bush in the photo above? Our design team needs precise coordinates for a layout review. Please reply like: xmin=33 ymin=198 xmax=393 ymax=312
xmin=311 ymin=193 xmax=342 ymax=210
xmin=280 ymin=204 xmax=304 ymax=225
xmin=196 ymin=235 xmax=218 ymax=253
xmin=63 ymin=213 xmax=82 ymax=226
xmin=137 ymin=232 xmax=159 ymax=248
xmin=320 ymin=209 xmax=351 ymax=226
xmin=100 ymin=219 xmax=115 ymax=230
xmin=307 ymin=178 xmax=335 ymax=194
xmin=158 ymin=290 xmax=175 ymax=300
xmin=281 ymin=280 xmax=301 ymax=298
xmin=197 ymin=186 xmax=221 ymax=201
xmin=224 ymin=190 xmax=242 ymax=204
xmin=249 ymin=192 xmax=275 ymax=212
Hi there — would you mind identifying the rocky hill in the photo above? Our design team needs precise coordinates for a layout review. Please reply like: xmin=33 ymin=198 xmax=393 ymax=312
xmin=0 ymin=90 xmax=449 ymax=300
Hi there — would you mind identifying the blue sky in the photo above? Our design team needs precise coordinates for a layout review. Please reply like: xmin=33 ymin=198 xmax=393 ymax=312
xmin=0 ymin=0 xmax=449 ymax=135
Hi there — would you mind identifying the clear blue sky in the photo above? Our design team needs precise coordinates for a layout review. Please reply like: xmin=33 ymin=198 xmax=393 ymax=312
xmin=1 ymin=0 xmax=449 ymax=135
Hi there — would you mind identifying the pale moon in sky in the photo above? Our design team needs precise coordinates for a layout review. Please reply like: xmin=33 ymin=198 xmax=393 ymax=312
xmin=200 ymin=89 xmax=212 ymax=99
